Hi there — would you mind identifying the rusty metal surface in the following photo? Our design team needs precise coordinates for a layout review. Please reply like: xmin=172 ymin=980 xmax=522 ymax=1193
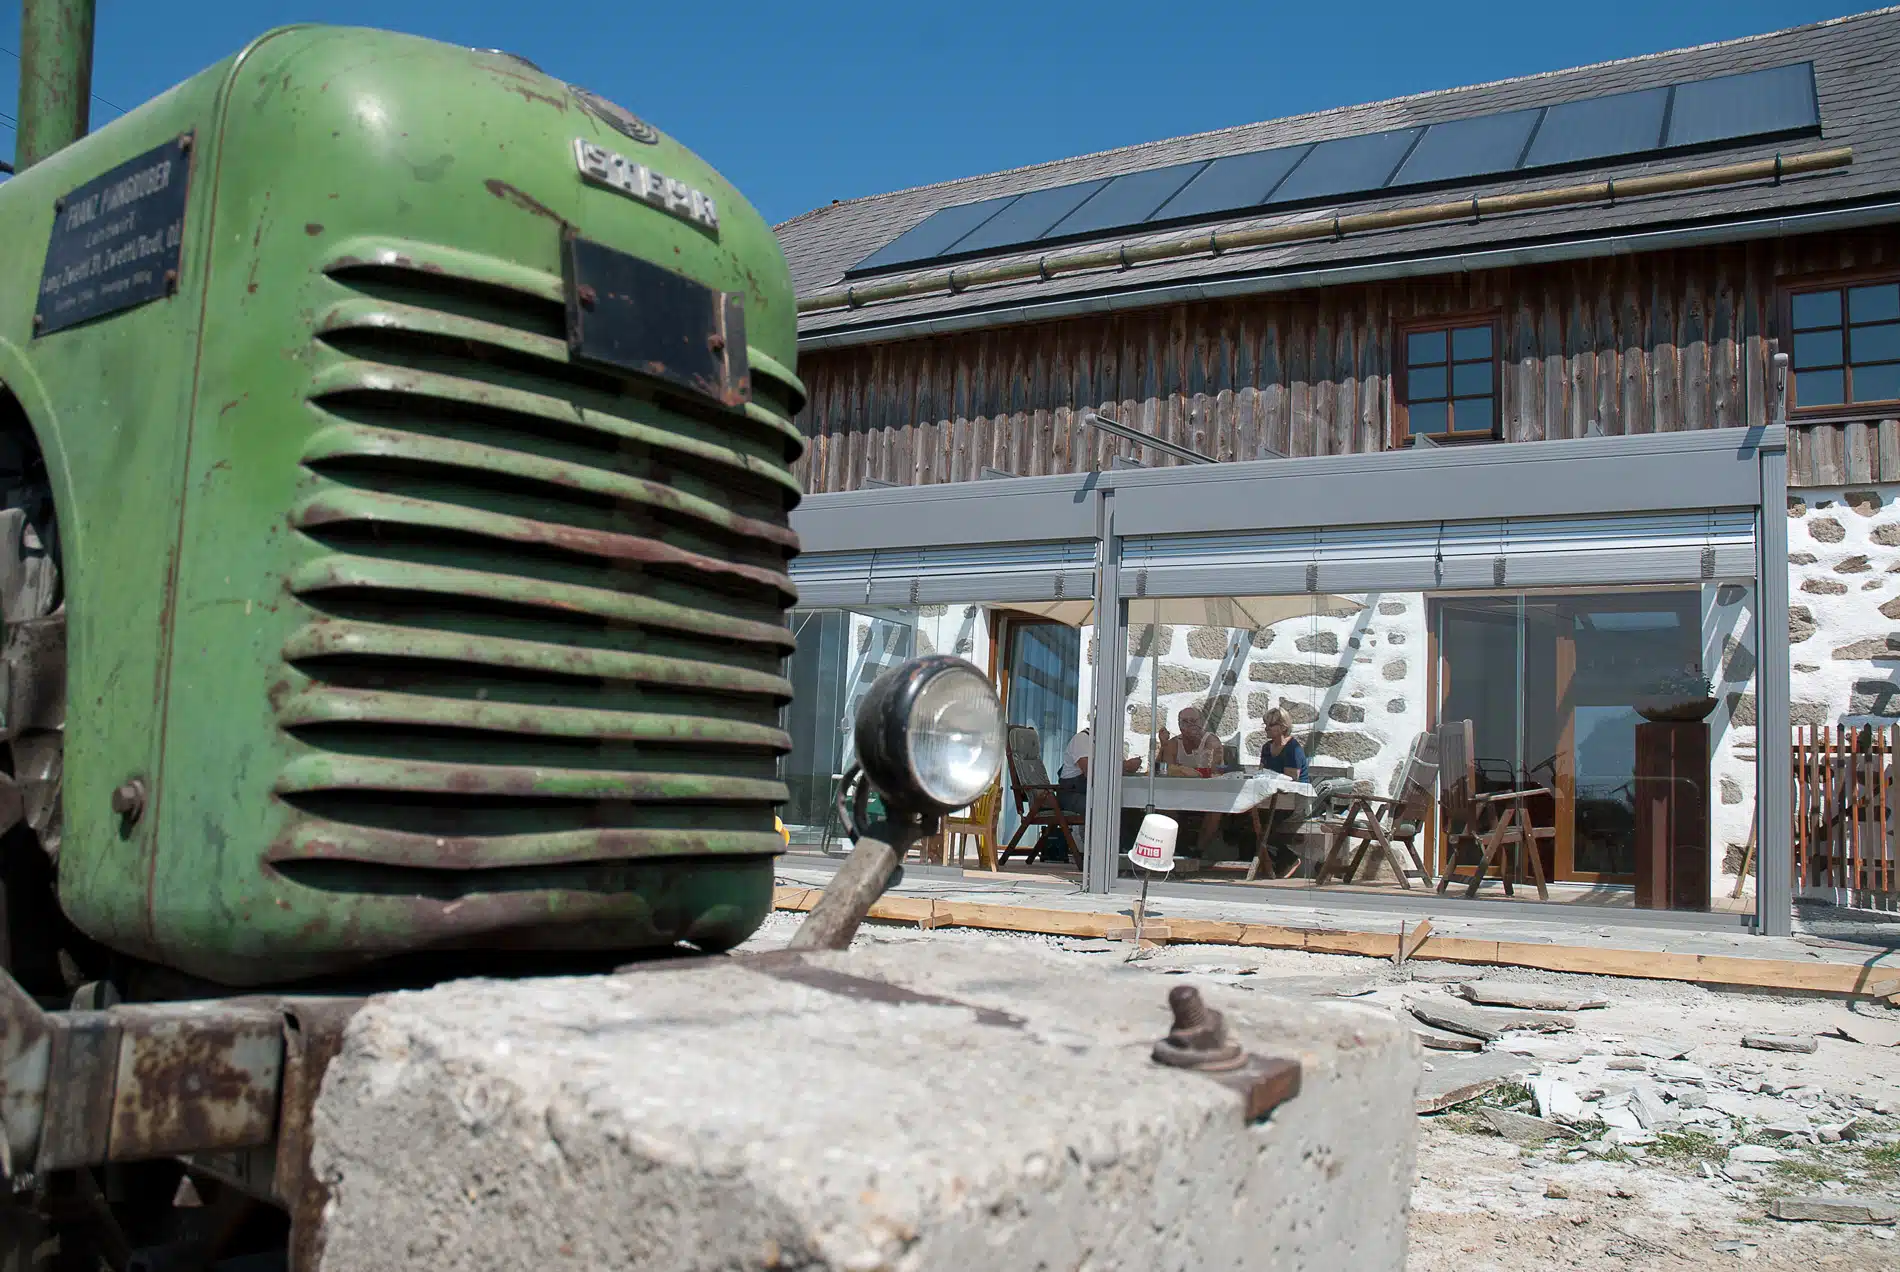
xmin=273 ymin=1000 xmax=363 ymax=1272
xmin=275 ymin=752 xmax=786 ymax=804
xmin=106 ymin=1003 xmax=283 ymax=1162
xmin=295 ymin=417 xmax=801 ymax=553
xmin=1 ymin=973 xmax=322 ymax=1181
xmin=274 ymin=685 xmax=791 ymax=747
xmin=562 ymin=234 xmax=753 ymax=410
xmin=305 ymin=359 xmax=800 ymax=497
xmin=290 ymin=485 xmax=795 ymax=597
xmin=284 ymin=553 xmax=795 ymax=650
xmin=744 ymin=950 xmax=1028 ymax=1029
xmin=1147 ymin=985 xmax=1303 ymax=1124
xmin=281 ymin=619 xmax=793 ymax=697
xmin=1208 ymin=1053 xmax=1304 ymax=1123
xmin=1151 ymin=985 xmax=1245 ymax=1071
xmin=320 ymin=235 xmax=567 ymax=304
xmin=269 ymin=821 xmax=785 ymax=871
xmin=32 ymin=1011 xmax=119 ymax=1172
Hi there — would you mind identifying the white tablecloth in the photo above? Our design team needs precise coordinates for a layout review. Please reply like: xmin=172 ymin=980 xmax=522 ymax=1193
xmin=1121 ymin=770 xmax=1317 ymax=815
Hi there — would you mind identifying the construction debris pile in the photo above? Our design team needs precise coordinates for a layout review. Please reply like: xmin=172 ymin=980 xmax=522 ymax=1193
xmin=1380 ymin=972 xmax=1900 ymax=1232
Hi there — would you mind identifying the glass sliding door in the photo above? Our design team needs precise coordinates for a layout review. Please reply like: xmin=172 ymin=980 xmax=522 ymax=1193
xmin=1559 ymin=594 xmax=1702 ymax=883
xmin=998 ymin=620 xmax=1082 ymax=848
xmin=1433 ymin=588 xmax=1727 ymax=906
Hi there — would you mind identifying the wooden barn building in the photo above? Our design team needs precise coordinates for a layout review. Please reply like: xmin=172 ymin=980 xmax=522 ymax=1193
xmin=771 ymin=9 xmax=1900 ymax=934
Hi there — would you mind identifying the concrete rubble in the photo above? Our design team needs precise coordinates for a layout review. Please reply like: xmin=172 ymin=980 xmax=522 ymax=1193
xmin=773 ymin=915 xmax=1900 ymax=1269
xmin=308 ymin=940 xmax=1420 ymax=1272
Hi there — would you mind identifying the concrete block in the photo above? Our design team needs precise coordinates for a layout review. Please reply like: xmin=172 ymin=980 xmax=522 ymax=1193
xmin=309 ymin=941 xmax=1419 ymax=1272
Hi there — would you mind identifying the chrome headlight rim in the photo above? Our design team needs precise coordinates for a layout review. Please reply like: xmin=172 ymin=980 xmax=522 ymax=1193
xmin=853 ymin=654 xmax=1004 ymax=815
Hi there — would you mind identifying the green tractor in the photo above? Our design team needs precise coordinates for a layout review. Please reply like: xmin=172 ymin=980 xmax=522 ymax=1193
xmin=0 ymin=11 xmax=808 ymax=998
xmin=0 ymin=3 xmax=889 ymax=1266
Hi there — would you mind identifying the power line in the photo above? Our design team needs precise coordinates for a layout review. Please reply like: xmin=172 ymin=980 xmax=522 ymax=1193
xmin=0 ymin=43 xmax=127 ymax=116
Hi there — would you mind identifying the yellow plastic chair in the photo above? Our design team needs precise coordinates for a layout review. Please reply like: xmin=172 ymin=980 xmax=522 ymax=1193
xmin=939 ymin=781 xmax=1002 ymax=871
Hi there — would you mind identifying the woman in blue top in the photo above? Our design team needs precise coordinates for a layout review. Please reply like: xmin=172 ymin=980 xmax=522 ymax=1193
xmin=1258 ymin=708 xmax=1310 ymax=782
xmin=1251 ymin=708 xmax=1309 ymax=878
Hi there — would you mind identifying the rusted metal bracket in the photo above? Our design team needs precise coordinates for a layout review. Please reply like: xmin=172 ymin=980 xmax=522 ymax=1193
xmin=0 ymin=969 xmax=361 ymax=1270
xmin=1151 ymin=986 xmax=1303 ymax=1124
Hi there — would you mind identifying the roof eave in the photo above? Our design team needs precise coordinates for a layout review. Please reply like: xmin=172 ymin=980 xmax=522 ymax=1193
xmin=795 ymin=194 xmax=1900 ymax=352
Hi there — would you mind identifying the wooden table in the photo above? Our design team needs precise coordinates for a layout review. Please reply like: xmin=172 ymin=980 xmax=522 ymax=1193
xmin=1123 ymin=771 xmax=1318 ymax=878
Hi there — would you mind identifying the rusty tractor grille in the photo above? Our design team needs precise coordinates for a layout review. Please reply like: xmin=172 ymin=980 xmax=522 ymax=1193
xmin=274 ymin=238 xmax=805 ymax=890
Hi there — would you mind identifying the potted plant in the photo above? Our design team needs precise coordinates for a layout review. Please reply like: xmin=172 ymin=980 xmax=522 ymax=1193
xmin=1634 ymin=665 xmax=1719 ymax=723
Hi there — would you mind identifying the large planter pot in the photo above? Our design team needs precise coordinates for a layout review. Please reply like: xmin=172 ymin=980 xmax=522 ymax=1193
xmin=1634 ymin=696 xmax=1719 ymax=724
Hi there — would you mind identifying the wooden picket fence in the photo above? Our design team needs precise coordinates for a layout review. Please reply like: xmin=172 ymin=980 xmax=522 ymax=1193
xmin=1791 ymin=725 xmax=1900 ymax=900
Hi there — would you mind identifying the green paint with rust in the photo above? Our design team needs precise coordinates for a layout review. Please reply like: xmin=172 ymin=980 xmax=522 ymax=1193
xmin=0 ymin=26 xmax=806 ymax=985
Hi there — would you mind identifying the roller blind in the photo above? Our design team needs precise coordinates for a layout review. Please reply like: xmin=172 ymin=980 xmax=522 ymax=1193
xmin=1117 ymin=510 xmax=1757 ymax=598
xmin=791 ymin=539 xmax=1098 ymax=608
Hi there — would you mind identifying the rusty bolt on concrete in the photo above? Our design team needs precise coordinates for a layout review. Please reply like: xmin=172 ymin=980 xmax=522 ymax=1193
xmin=1153 ymin=985 xmax=1246 ymax=1071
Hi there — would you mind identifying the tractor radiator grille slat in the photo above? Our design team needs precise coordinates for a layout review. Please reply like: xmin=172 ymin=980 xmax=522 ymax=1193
xmin=278 ymin=250 xmax=803 ymax=874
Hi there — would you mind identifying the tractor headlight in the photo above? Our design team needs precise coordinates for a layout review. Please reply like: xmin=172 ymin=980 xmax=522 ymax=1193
xmin=854 ymin=655 xmax=1004 ymax=814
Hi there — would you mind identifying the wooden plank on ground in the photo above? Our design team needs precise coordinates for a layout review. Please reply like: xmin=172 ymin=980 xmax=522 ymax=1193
xmin=1304 ymin=928 xmax=1401 ymax=959
xmin=769 ymin=890 xmax=1900 ymax=999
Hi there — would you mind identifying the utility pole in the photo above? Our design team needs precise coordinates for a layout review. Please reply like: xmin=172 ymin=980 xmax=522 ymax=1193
xmin=14 ymin=0 xmax=97 ymax=171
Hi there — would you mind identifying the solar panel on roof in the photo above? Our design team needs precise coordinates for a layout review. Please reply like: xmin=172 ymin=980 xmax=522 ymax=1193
xmin=946 ymin=179 xmax=1110 ymax=254
xmin=1266 ymin=129 xmax=1421 ymax=203
xmin=1521 ymin=86 xmax=1668 ymax=168
xmin=1043 ymin=162 xmax=1209 ymax=239
xmin=842 ymin=59 xmax=1824 ymax=276
xmin=1665 ymin=62 xmax=1818 ymax=149
xmin=1150 ymin=146 xmax=1312 ymax=222
xmin=850 ymin=194 xmax=1020 ymax=272
xmin=1392 ymin=108 xmax=1542 ymax=186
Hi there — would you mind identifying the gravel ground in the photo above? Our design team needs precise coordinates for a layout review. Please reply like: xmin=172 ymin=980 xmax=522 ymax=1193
xmin=741 ymin=910 xmax=1900 ymax=1270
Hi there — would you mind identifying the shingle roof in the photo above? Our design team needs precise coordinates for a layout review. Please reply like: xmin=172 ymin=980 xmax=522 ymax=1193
xmin=780 ymin=8 xmax=1900 ymax=341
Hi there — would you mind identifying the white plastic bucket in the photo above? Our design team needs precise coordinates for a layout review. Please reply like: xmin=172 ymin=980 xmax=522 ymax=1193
xmin=1127 ymin=813 xmax=1179 ymax=874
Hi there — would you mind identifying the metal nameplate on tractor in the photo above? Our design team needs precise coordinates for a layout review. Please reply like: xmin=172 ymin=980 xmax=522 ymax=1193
xmin=561 ymin=234 xmax=750 ymax=408
xmin=35 ymin=134 xmax=194 ymax=337
xmin=573 ymin=139 xmax=718 ymax=232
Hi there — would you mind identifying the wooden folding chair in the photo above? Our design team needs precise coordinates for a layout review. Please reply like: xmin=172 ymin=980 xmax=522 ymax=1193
xmin=1434 ymin=719 xmax=1553 ymax=901
xmin=1314 ymin=732 xmax=1438 ymax=889
xmin=997 ymin=725 xmax=1084 ymax=868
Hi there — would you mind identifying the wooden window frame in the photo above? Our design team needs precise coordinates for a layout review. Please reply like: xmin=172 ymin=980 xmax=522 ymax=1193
xmin=1391 ymin=312 xmax=1505 ymax=448
xmin=1777 ymin=268 xmax=1900 ymax=421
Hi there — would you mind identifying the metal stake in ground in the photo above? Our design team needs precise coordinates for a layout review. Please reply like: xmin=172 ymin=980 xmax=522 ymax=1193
xmin=1109 ymin=813 xmax=1180 ymax=960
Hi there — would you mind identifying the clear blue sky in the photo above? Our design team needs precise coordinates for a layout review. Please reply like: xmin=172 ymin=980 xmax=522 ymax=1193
xmin=0 ymin=1 xmax=1876 ymax=225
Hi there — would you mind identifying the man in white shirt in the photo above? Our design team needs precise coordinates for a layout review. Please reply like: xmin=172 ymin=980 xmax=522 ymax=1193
xmin=1057 ymin=724 xmax=1140 ymax=813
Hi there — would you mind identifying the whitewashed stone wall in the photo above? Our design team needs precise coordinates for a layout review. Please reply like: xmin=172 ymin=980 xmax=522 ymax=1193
xmin=1786 ymin=485 xmax=1900 ymax=729
xmin=1705 ymin=583 xmax=1758 ymax=900
xmin=1778 ymin=484 xmax=1900 ymax=898
xmin=1087 ymin=595 xmax=1432 ymax=800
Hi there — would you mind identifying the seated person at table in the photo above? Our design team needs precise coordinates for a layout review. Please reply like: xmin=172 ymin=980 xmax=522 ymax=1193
xmin=1258 ymin=708 xmax=1311 ymax=782
xmin=1252 ymin=708 xmax=1309 ymax=877
xmin=1156 ymin=705 xmax=1222 ymax=775
xmin=1056 ymin=726 xmax=1141 ymax=815
xmin=1157 ymin=707 xmax=1231 ymax=857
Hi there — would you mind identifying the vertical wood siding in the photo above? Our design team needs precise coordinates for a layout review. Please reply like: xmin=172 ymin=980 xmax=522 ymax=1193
xmin=793 ymin=231 xmax=1900 ymax=492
